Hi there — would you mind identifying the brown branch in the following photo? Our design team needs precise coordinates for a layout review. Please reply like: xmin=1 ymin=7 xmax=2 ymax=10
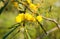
xmin=42 ymin=16 xmax=60 ymax=29
xmin=0 ymin=0 xmax=11 ymax=14
xmin=36 ymin=25 xmax=60 ymax=39
xmin=36 ymin=19 xmax=47 ymax=34
xmin=47 ymin=25 xmax=60 ymax=34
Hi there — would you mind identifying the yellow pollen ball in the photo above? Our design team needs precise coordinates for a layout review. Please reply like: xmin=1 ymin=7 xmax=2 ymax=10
xmin=25 ymin=13 xmax=35 ymax=21
xmin=13 ymin=2 xmax=18 ymax=8
xmin=36 ymin=16 xmax=43 ymax=22
xmin=16 ymin=13 xmax=24 ymax=23
xmin=26 ymin=0 xmax=31 ymax=4
xmin=29 ymin=3 xmax=37 ymax=11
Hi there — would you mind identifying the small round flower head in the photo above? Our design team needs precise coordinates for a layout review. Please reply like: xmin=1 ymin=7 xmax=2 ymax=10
xmin=25 ymin=13 xmax=35 ymax=21
xmin=29 ymin=3 xmax=37 ymax=12
xmin=16 ymin=13 xmax=24 ymax=23
xmin=36 ymin=16 xmax=43 ymax=22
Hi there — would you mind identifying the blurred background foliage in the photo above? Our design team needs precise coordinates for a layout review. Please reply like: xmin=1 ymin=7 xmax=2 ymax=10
xmin=0 ymin=0 xmax=60 ymax=39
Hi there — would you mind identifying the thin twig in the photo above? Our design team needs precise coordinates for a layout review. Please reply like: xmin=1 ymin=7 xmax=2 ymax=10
xmin=10 ymin=30 xmax=20 ymax=39
xmin=0 ymin=0 xmax=10 ymax=14
xmin=42 ymin=16 xmax=60 ymax=29
xmin=3 ymin=23 xmax=20 ymax=39
xmin=36 ymin=19 xmax=47 ymax=34
xmin=9 ymin=23 xmax=20 ymax=29
xmin=47 ymin=25 xmax=60 ymax=34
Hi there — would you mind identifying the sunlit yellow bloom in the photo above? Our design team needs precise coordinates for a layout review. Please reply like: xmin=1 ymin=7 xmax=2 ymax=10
xmin=13 ymin=2 xmax=18 ymax=8
xmin=36 ymin=16 xmax=43 ymax=22
xmin=29 ymin=3 xmax=37 ymax=11
xmin=16 ymin=13 xmax=24 ymax=23
xmin=26 ymin=0 xmax=31 ymax=4
xmin=16 ymin=13 xmax=36 ymax=22
xmin=25 ymin=13 xmax=35 ymax=21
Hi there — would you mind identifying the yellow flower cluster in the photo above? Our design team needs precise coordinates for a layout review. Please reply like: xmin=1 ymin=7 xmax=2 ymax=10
xmin=29 ymin=3 xmax=37 ymax=11
xmin=16 ymin=13 xmax=24 ymax=23
xmin=26 ymin=0 xmax=31 ymax=4
xmin=36 ymin=16 xmax=42 ymax=22
xmin=26 ymin=0 xmax=38 ymax=11
xmin=13 ymin=2 xmax=18 ymax=8
xmin=16 ymin=13 xmax=35 ymax=23
xmin=16 ymin=13 xmax=43 ymax=23
xmin=25 ymin=13 xmax=35 ymax=21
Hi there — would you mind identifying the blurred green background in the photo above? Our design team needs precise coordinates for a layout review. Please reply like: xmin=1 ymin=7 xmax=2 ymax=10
xmin=0 ymin=0 xmax=60 ymax=39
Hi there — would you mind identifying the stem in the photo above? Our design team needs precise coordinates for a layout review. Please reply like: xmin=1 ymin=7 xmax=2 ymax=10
xmin=0 ymin=0 xmax=10 ymax=14
xmin=3 ymin=23 xmax=20 ymax=39
xmin=25 ymin=29 xmax=31 ymax=39
xmin=10 ymin=30 xmax=20 ymax=39
xmin=36 ymin=20 xmax=47 ymax=34
xmin=42 ymin=16 xmax=60 ymax=29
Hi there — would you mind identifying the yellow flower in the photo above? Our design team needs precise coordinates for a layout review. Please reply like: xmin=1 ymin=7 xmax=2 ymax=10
xmin=16 ymin=13 xmax=24 ymax=23
xmin=13 ymin=2 xmax=18 ymax=8
xmin=16 ymin=13 xmax=36 ymax=22
xmin=26 ymin=0 xmax=31 ymax=4
xmin=29 ymin=3 xmax=37 ymax=11
xmin=25 ymin=13 xmax=35 ymax=21
xmin=36 ymin=16 xmax=43 ymax=22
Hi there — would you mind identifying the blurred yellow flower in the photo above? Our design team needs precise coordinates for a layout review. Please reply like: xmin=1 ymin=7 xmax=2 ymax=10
xmin=25 ymin=13 xmax=35 ymax=21
xmin=29 ymin=3 xmax=37 ymax=11
xmin=36 ymin=16 xmax=43 ymax=22
xmin=16 ymin=13 xmax=24 ymax=23
xmin=16 ymin=13 xmax=36 ymax=23
xmin=26 ymin=0 xmax=31 ymax=4
xmin=13 ymin=2 xmax=18 ymax=8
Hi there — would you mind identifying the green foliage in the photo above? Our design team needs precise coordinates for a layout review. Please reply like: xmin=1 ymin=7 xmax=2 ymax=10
xmin=0 ymin=0 xmax=60 ymax=39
